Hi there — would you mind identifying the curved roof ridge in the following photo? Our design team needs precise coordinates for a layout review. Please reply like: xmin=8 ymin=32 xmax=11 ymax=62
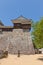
xmin=11 ymin=15 xmax=31 ymax=24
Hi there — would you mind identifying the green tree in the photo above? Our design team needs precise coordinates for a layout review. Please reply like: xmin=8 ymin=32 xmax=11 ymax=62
xmin=32 ymin=18 xmax=43 ymax=49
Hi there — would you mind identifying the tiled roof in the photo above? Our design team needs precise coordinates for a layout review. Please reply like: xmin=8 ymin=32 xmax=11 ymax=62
xmin=0 ymin=26 xmax=13 ymax=28
xmin=11 ymin=16 xmax=32 ymax=24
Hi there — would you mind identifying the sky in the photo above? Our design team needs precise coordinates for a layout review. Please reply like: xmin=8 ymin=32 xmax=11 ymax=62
xmin=0 ymin=0 xmax=43 ymax=26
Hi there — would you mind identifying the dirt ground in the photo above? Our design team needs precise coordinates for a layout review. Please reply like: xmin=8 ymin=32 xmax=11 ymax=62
xmin=0 ymin=54 xmax=43 ymax=65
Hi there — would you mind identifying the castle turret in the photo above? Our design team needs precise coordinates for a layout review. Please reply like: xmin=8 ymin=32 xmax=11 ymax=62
xmin=0 ymin=16 xmax=35 ymax=55
xmin=12 ymin=16 xmax=31 ymax=30
xmin=9 ymin=16 xmax=35 ymax=54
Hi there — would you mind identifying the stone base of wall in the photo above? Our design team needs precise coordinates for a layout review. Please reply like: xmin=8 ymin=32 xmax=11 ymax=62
xmin=0 ymin=29 xmax=35 ymax=54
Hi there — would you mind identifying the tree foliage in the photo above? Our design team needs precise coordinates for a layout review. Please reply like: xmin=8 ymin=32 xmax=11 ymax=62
xmin=32 ymin=18 xmax=43 ymax=49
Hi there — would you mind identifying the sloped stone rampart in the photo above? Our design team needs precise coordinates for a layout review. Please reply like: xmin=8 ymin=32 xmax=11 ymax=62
xmin=0 ymin=29 xmax=35 ymax=54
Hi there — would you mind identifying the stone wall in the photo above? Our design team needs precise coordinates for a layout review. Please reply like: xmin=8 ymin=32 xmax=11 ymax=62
xmin=0 ymin=29 xmax=35 ymax=54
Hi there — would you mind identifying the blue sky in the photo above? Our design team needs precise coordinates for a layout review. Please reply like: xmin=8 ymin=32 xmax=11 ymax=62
xmin=0 ymin=0 xmax=43 ymax=26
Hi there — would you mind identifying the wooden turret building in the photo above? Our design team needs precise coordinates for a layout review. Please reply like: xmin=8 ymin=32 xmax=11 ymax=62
xmin=12 ymin=16 xmax=31 ymax=29
xmin=0 ymin=16 xmax=35 ymax=54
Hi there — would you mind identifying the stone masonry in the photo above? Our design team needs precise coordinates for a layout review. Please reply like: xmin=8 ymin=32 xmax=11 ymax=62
xmin=0 ymin=16 xmax=35 ymax=55
xmin=0 ymin=29 xmax=35 ymax=54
